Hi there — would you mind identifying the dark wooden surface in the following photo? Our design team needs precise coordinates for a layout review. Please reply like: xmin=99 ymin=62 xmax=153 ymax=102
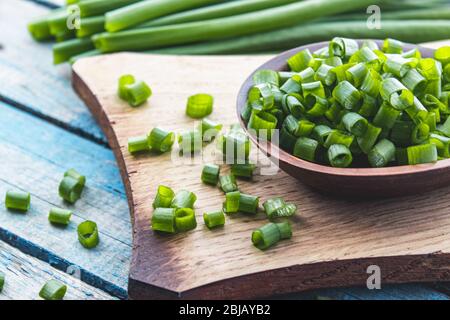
xmin=0 ymin=0 xmax=448 ymax=300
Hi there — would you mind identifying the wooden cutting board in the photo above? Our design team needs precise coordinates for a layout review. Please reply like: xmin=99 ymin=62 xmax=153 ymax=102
xmin=72 ymin=52 xmax=450 ymax=300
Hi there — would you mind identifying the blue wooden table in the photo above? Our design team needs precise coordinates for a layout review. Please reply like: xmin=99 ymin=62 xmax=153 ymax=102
xmin=0 ymin=0 xmax=449 ymax=300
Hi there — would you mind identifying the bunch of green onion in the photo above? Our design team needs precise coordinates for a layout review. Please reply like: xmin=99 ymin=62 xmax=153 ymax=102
xmin=244 ymin=37 xmax=450 ymax=168
xmin=27 ymin=0 xmax=450 ymax=64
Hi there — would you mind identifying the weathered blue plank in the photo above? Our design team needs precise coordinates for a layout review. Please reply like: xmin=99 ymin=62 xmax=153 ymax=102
xmin=0 ymin=0 xmax=107 ymax=145
xmin=0 ymin=240 xmax=115 ymax=300
xmin=0 ymin=101 xmax=130 ymax=298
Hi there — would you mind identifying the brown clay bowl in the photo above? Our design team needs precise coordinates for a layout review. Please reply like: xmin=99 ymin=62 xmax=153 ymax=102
xmin=237 ymin=40 xmax=450 ymax=197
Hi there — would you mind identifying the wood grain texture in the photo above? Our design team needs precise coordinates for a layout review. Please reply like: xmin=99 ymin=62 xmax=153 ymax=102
xmin=0 ymin=0 xmax=106 ymax=145
xmin=73 ymin=53 xmax=450 ymax=299
xmin=0 ymin=102 xmax=130 ymax=298
xmin=0 ymin=240 xmax=115 ymax=300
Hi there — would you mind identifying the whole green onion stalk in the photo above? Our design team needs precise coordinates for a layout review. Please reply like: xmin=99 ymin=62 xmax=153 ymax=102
xmin=93 ymin=0 xmax=384 ymax=53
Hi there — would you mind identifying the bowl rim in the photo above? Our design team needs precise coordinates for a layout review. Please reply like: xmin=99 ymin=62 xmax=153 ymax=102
xmin=236 ymin=39 xmax=450 ymax=178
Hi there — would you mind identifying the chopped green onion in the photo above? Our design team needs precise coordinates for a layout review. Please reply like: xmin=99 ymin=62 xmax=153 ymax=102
xmin=302 ymin=81 xmax=326 ymax=99
xmin=293 ymin=137 xmax=319 ymax=162
xmin=219 ymin=128 xmax=250 ymax=163
xmin=328 ymin=144 xmax=353 ymax=168
xmin=345 ymin=63 xmax=368 ymax=87
xmin=203 ymin=211 xmax=225 ymax=229
xmin=77 ymin=220 xmax=99 ymax=249
xmin=411 ymin=122 xmax=430 ymax=144
xmin=330 ymin=37 xmax=358 ymax=58
xmin=324 ymin=130 xmax=354 ymax=149
xmin=276 ymin=222 xmax=292 ymax=240
xmin=248 ymin=83 xmax=274 ymax=111
xmin=444 ymin=64 xmax=450 ymax=83
xmin=405 ymin=97 xmax=428 ymax=123
xmin=152 ymin=185 xmax=175 ymax=209
xmin=58 ymin=178 xmax=82 ymax=204
xmin=351 ymin=47 xmax=380 ymax=70
xmin=287 ymin=49 xmax=313 ymax=72
xmin=383 ymin=55 xmax=415 ymax=78
xmin=65 ymin=168 xmax=86 ymax=186
xmin=118 ymin=75 xmax=152 ymax=107
xmin=0 ymin=272 xmax=4 ymax=292
xmin=280 ymin=126 xmax=298 ymax=153
xmin=430 ymin=133 xmax=450 ymax=158
xmin=425 ymin=112 xmax=437 ymax=132
xmin=248 ymin=111 xmax=278 ymax=141
xmin=219 ymin=175 xmax=238 ymax=193
xmin=252 ymin=223 xmax=280 ymax=250
xmin=406 ymin=143 xmax=438 ymax=165
xmin=263 ymin=198 xmax=297 ymax=219
xmin=5 ymin=190 xmax=30 ymax=212
xmin=171 ymin=190 xmax=197 ymax=209
xmin=243 ymin=37 xmax=450 ymax=167
xmin=383 ymin=38 xmax=404 ymax=54
xmin=253 ymin=69 xmax=280 ymax=86
xmin=223 ymin=191 xmax=240 ymax=214
xmin=252 ymin=222 xmax=291 ymax=250
xmin=391 ymin=121 xmax=413 ymax=147
xmin=360 ymin=67 xmax=382 ymax=96
xmin=151 ymin=208 xmax=176 ymax=233
xmin=201 ymin=164 xmax=220 ymax=185
xmin=178 ymin=130 xmax=203 ymax=154
xmin=128 ymin=135 xmax=150 ymax=154
xmin=59 ymin=169 xmax=85 ymax=204
xmin=198 ymin=118 xmax=223 ymax=142
xmin=368 ymin=139 xmax=396 ymax=168
xmin=311 ymin=125 xmax=333 ymax=145
xmin=373 ymin=103 xmax=401 ymax=130
xmin=231 ymin=163 xmax=256 ymax=179
xmin=148 ymin=127 xmax=175 ymax=153
xmin=332 ymin=80 xmax=362 ymax=110
xmin=175 ymin=208 xmax=197 ymax=232
xmin=186 ymin=94 xmax=214 ymax=119
xmin=282 ymin=94 xmax=304 ymax=118
xmin=238 ymin=193 xmax=259 ymax=214
xmin=315 ymin=63 xmax=336 ymax=86
xmin=435 ymin=46 xmax=450 ymax=66
xmin=48 ymin=207 xmax=72 ymax=226
xmin=280 ymin=76 xmax=302 ymax=95
xmin=325 ymin=101 xmax=344 ymax=123
xmin=304 ymin=94 xmax=328 ymax=117
xmin=39 ymin=280 xmax=67 ymax=300
xmin=118 ymin=74 xmax=135 ymax=100
xmin=402 ymin=69 xmax=427 ymax=95
xmin=342 ymin=112 xmax=368 ymax=137
xmin=357 ymin=124 xmax=382 ymax=154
